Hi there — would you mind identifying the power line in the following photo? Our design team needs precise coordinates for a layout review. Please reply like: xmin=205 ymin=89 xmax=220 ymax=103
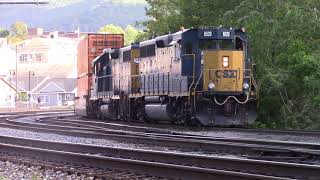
xmin=0 ymin=1 xmax=49 ymax=5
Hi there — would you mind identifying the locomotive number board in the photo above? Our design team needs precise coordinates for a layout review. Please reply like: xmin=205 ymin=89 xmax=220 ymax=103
xmin=198 ymin=29 xmax=234 ymax=40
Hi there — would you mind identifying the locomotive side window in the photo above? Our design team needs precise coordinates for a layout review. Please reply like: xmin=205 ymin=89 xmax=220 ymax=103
xmin=147 ymin=44 xmax=156 ymax=56
xmin=123 ymin=50 xmax=131 ymax=62
xmin=174 ymin=44 xmax=181 ymax=61
xmin=235 ymin=37 xmax=243 ymax=50
xmin=185 ymin=42 xmax=193 ymax=54
xmin=140 ymin=44 xmax=156 ymax=58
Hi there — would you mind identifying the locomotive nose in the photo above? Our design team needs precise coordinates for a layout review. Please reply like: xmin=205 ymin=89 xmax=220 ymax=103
xmin=202 ymin=50 xmax=244 ymax=93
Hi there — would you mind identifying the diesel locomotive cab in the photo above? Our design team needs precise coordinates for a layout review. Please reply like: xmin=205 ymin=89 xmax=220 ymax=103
xmin=194 ymin=28 xmax=258 ymax=126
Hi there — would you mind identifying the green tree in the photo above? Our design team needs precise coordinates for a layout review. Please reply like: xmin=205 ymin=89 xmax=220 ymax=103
xmin=125 ymin=25 xmax=139 ymax=45
xmin=99 ymin=24 xmax=140 ymax=45
xmin=142 ymin=0 xmax=320 ymax=129
xmin=141 ymin=0 xmax=242 ymax=38
xmin=222 ymin=0 xmax=320 ymax=129
xmin=9 ymin=21 xmax=28 ymax=44
xmin=0 ymin=28 xmax=9 ymax=38
xmin=99 ymin=24 xmax=125 ymax=34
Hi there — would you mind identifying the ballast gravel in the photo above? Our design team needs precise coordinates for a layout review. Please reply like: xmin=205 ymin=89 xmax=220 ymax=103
xmin=66 ymin=117 xmax=320 ymax=144
xmin=179 ymin=130 xmax=320 ymax=143
xmin=0 ymin=161 xmax=93 ymax=180
xmin=0 ymin=127 xmax=227 ymax=157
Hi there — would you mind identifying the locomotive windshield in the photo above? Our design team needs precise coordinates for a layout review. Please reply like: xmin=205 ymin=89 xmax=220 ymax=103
xmin=199 ymin=39 xmax=234 ymax=50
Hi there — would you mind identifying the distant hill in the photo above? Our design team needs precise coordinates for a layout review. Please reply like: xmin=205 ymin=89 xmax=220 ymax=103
xmin=0 ymin=0 xmax=148 ymax=32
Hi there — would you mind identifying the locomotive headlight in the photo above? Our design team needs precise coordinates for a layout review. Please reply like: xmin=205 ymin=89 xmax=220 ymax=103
xmin=208 ymin=82 xmax=215 ymax=90
xmin=222 ymin=56 xmax=229 ymax=67
xmin=243 ymin=82 xmax=250 ymax=90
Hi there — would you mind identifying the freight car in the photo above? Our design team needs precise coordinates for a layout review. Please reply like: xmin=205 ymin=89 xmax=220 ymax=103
xmin=75 ymin=33 xmax=124 ymax=116
xmin=81 ymin=27 xmax=258 ymax=126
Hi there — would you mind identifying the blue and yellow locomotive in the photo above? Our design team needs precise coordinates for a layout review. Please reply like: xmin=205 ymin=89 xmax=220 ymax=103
xmin=87 ymin=27 xmax=258 ymax=126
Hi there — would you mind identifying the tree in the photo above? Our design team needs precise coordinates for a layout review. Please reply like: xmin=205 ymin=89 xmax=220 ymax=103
xmin=141 ymin=0 xmax=242 ymax=38
xmin=0 ymin=28 xmax=10 ymax=38
xmin=99 ymin=24 xmax=140 ymax=45
xmin=142 ymin=0 xmax=320 ymax=129
xmin=124 ymin=25 xmax=139 ymax=45
xmin=99 ymin=24 xmax=125 ymax=34
xmin=9 ymin=21 xmax=28 ymax=44
xmin=221 ymin=0 xmax=320 ymax=129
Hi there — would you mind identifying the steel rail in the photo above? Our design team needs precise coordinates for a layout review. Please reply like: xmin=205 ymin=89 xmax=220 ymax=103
xmin=0 ymin=110 xmax=74 ymax=120
xmin=0 ymin=142 xmax=285 ymax=180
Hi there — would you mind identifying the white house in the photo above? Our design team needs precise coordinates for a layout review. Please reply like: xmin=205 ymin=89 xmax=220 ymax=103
xmin=0 ymin=38 xmax=16 ymax=76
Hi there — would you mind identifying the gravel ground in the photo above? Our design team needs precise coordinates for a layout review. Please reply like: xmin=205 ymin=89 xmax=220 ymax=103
xmin=178 ymin=130 xmax=320 ymax=143
xmin=65 ymin=117 xmax=320 ymax=144
xmin=0 ymin=161 xmax=93 ymax=180
xmin=14 ymin=115 xmax=320 ymax=144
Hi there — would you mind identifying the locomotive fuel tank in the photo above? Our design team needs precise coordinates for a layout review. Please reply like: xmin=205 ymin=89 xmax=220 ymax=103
xmin=145 ymin=104 xmax=173 ymax=122
xmin=100 ymin=105 xmax=113 ymax=118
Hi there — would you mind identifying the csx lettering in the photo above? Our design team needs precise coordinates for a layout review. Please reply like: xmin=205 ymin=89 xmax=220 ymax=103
xmin=215 ymin=70 xmax=237 ymax=78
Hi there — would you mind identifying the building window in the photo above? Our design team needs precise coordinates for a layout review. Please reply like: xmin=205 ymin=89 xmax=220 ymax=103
xmin=35 ymin=54 xmax=43 ymax=62
xmin=65 ymin=94 xmax=71 ymax=100
xmin=98 ymin=41 xmax=103 ymax=46
xmin=40 ymin=95 xmax=49 ymax=104
xmin=19 ymin=54 xmax=28 ymax=63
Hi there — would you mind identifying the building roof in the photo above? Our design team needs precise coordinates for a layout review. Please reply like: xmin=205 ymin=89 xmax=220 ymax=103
xmin=0 ymin=77 xmax=16 ymax=91
xmin=35 ymin=78 xmax=76 ymax=93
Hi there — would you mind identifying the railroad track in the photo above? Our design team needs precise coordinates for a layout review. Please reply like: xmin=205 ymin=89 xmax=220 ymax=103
xmin=0 ymin=110 xmax=74 ymax=120
xmin=18 ymin=117 xmax=320 ymax=151
xmin=0 ymin=134 xmax=319 ymax=179
xmin=0 ymin=113 xmax=319 ymax=179
xmin=42 ymin=116 xmax=320 ymax=139
xmin=39 ymin=117 xmax=320 ymax=145
xmin=1 ymin=117 xmax=320 ymax=165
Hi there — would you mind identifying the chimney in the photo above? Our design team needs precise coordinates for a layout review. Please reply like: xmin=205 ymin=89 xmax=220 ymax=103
xmin=50 ymin=31 xmax=59 ymax=39
xmin=36 ymin=28 xmax=44 ymax=36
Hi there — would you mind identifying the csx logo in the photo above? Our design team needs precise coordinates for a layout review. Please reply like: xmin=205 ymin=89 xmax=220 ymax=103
xmin=215 ymin=70 xmax=237 ymax=78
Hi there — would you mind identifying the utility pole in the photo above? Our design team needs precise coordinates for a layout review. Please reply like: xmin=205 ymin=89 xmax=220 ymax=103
xmin=15 ymin=45 xmax=18 ymax=104
xmin=28 ymin=70 xmax=35 ymax=110
xmin=0 ymin=1 xmax=49 ymax=5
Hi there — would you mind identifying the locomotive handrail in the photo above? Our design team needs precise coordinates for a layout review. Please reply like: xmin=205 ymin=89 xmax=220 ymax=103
xmin=183 ymin=54 xmax=196 ymax=103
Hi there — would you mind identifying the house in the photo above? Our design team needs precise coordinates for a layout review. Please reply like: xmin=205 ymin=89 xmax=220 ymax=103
xmin=30 ymin=78 xmax=76 ymax=107
xmin=6 ymin=76 xmax=76 ymax=108
xmin=0 ymin=38 xmax=16 ymax=76
xmin=16 ymin=35 xmax=78 ymax=78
